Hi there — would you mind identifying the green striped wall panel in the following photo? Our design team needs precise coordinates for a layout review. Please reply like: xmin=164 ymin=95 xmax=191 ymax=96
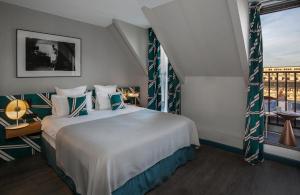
xmin=0 ymin=87 xmax=140 ymax=162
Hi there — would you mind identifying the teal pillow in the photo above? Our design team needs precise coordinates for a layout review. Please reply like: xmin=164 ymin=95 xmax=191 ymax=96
xmin=109 ymin=93 xmax=125 ymax=110
xmin=67 ymin=95 xmax=88 ymax=117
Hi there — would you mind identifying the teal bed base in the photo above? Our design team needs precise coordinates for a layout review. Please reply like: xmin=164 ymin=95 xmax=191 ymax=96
xmin=41 ymin=137 xmax=196 ymax=195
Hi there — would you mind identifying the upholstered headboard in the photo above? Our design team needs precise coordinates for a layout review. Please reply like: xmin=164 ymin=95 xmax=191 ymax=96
xmin=0 ymin=86 xmax=140 ymax=162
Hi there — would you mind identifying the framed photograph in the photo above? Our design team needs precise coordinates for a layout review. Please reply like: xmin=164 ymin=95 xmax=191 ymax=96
xmin=17 ymin=29 xmax=81 ymax=77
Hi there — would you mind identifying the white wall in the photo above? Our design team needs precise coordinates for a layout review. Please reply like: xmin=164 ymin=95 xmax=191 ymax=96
xmin=227 ymin=0 xmax=249 ymax=82
xmin=0 ymin=2 xmax=145 ymax=98
xmin=112 ymin=19 xmax=148 ymax=106
xmin=113 ymin=19 xmax=148 ymax=73
xmin=182 ymin=76 xmax=247 ymax=148
xmin=237 ymin=0 xmax=249 ymax=58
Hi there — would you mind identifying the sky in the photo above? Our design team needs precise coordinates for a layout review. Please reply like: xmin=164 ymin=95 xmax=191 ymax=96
xmin=261 ymin=7 xmax=300 ymax=67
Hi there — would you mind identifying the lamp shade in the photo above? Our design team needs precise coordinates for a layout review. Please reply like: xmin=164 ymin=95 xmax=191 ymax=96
xmin=5 ymin=99 xmax=28 ymax=120
xmin=127 ymin=92 xmax=139 ymax=98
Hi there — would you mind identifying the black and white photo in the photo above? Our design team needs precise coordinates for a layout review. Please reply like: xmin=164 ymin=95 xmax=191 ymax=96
xmin=17 ymin=30 xmax=81 ymax=77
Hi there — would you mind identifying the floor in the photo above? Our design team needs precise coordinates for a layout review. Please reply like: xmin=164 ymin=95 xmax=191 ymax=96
xmin=265 ymin=131 xmax=300 ymax=151
xmin=0 ymin=146 xmax=299 ymax=195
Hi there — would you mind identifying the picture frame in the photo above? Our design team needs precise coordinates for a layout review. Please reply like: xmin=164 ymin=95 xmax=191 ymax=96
xmin=16 ymin=29 xmax=81 ymax=77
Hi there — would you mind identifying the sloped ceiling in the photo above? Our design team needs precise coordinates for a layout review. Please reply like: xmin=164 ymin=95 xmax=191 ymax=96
xmin=143 ymin=0 xmax=245 ymax=77
xmin=0 ymin=0 xmax=175 ymax=27
xmin=113 ymin=19 xmax=148 ymax=74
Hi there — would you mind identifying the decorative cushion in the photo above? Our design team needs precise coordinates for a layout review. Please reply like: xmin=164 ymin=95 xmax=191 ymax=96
xmin=109 ymin=92 xmax=125 ymax=110
xmin=52 ymin=92 xmax=92 ymax=117
xmin=67 ymin=95 xmax=88 ymax=117
xmin=94 ymin=85 xmax=117 ymax=110
xmin=55 ymin=86 xmax=87 ymax=96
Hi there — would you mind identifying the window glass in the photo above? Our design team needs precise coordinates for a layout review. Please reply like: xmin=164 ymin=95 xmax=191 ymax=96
xmin=160 ymin=46 xmax=168 ymax=112
xmin=262 ymin=7 xmax=300 ymax=112
xmin=261 ymin=7 xmax=300 ymax=67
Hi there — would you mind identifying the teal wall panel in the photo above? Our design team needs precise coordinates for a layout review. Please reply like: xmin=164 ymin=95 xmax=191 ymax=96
xmin=0 ymin=93 xmax=53 ymax=162
xmin=0 ymin=87 xmax=140 ymax=162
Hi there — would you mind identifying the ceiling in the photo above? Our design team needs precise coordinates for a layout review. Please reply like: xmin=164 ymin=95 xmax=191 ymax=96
xmin=143 ymin=0 xmax=245 ymax=77
xmin=0 ymin=0 xmax=175 ymax=27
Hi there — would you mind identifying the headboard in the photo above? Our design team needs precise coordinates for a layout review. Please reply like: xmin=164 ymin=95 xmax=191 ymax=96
xmin=0 ymin=86 xmax=140 ymax=162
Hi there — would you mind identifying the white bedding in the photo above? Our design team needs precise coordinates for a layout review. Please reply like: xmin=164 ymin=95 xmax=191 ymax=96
xmin=42 ymin=105 xmax=200 ymax=195
xmin=42 ymin=105 xmax=145 ymax=144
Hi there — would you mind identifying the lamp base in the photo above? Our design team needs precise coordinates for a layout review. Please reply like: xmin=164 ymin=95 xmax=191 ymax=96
xmin=6 ymin=123 xmax=29 ymax=130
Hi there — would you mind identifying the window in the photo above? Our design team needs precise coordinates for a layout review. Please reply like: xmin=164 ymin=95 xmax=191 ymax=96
xmin=160 ymin=46 xmax=168 ymax=112
xmin=262 ymin=7 xmax=300 ymax=69
xmin=261 ymin=4 xmax=300 ymax=148
xmin=262 ymin=6 xmax=300 ymax=113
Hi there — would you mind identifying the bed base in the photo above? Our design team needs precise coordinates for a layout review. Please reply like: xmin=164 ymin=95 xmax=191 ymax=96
xmin=41 ymin=137 xmax=196 ymax=195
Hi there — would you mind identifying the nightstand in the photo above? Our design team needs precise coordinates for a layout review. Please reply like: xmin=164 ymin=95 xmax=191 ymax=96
xmin=5 ymin=121 xmax=42 ymax=139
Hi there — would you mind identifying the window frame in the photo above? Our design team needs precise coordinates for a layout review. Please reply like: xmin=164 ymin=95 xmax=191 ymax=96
xmin=261 ymin=0 xmax=300 ymax=15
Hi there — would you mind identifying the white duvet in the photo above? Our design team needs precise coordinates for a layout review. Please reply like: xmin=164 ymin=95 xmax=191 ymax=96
xmin=42 ymin=106 xmax=200 ymax=195
xmin=42 ymin=105 xmax=145 ymax=142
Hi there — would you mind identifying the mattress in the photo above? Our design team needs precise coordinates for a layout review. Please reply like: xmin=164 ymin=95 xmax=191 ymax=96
xmin=41 ymin=104 xmax=145 ymax=144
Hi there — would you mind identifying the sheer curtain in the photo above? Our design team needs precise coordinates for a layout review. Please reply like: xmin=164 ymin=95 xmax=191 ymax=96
xmin=160 ymin=46 xmax=168 ymax=112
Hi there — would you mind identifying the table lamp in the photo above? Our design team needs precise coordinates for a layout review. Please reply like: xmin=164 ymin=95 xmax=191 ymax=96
xmin=127 ymin=92 xmax=139 ymax=98
xmin=127 ymin=92 xmax=139 ymax=105
xmin=5 ymin=99 xmax=29 ymax=130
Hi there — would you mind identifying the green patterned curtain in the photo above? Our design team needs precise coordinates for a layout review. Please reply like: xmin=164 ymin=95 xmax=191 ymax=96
xmin=147 ymin=28 xmax=161 ymax=111
xmin=244 ymin=1 xmax=264 ymax=165
xmin=168 ymin=62 xmax=181 ymax=114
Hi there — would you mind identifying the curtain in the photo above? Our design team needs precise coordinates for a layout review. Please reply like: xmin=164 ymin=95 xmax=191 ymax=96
xmin=168 ymin=62 xmax=181 ymax=114
xmin=147 ymin=28 xmax=161 ymax=111
xmin=244 ymin=2 xmax=264 ymax=165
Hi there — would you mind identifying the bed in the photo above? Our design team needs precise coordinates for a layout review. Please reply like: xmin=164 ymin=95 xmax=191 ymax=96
xmin=41 ymin=105 xmax=200 ymax=195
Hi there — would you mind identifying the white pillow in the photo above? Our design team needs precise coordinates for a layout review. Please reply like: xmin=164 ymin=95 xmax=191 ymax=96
xmin=51 ymin=95 xmax=69 ymax=117
xmin=51 ymin=92 xmax=93 ymax=117
xmin=55 ymin=86 xmax=87 ymax=96
xmin=84 ymin=92 xmax=93 ymax=112
xmin=94 ymin=85 xmax=117 ymax=110
xmin=94 ymin=85 xmax=117 ymax=95
xmin=96 ymin=93 xmax=111 ymax=110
